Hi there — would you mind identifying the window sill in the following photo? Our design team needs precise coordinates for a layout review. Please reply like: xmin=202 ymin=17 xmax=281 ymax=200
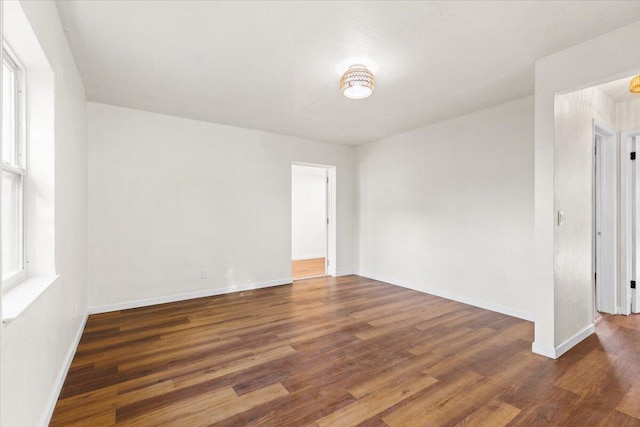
xmin=2 ymin=275 xmax=60 ymax=324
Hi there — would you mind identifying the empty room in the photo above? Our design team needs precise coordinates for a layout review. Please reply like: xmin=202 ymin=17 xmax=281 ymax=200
xmin=1 ymin=1 xmax=640 ymax=426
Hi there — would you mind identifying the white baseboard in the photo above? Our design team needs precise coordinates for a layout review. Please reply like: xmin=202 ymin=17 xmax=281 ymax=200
xmin=335 ymin=270 xmax=355 ymax=277
xmin=357 ymin=271 xmax=534 ymax=321
xmin=531 ymin=341 xmax=556 ymax=359
xmin=555 ymin=323 xmax=595 ymax=358
xmin=40 ymin=312 xmax=88 ymax=427
xmin=292 ymin=255 xmax=326 ymax=261
xmin=87 ymin=278 xmax=293 ymax=314
xmin=532 ymin=323 xmax=595 ymax=359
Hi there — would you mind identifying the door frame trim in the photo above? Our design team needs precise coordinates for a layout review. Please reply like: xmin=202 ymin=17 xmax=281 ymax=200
xmin=621 ymin=128 xmax=640 ymax=314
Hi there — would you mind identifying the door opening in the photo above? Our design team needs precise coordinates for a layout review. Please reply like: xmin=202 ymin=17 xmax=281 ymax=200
xmin=631 ymin=135 xmax=639 ymax=313
xmin=622 ymin=131 xmax=640 ymax=314
xmin=593 ymin=124 xmax=617 ymax=315
xmin=291 ymin=163 xmax=332 ymax=280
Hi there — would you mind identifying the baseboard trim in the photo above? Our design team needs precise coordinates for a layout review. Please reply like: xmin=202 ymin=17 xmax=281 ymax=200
xmin=87 ymin=278 xmax=293 ymax=314
xmin=40 ymin=312 xmax=88 ymax=427
xmin=555 ymin=323 xmax=595 ymax=358
xmin=531 ymin=341 xmax=556 ymax=359
xmin=532 ymin=323 xmax=595 ymax=359
xmin=357 ymin=271 xmax=534 ymax=321
xmin=335 ymin=270 xmax=355 ymax=277
xmin=292 ymin=255 xmax=326 ymax=261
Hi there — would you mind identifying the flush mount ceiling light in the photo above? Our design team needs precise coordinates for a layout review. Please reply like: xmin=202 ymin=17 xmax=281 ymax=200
xmin=630 ymin=75 xmax=640 ymax=94
xmin=340 ymin=64 xmax=375 ymax=99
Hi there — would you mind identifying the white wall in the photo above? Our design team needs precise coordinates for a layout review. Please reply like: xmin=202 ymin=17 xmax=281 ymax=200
xmin=292 ymin=165 xmax=327 ymax=260
xmin=0 ymin=2 xmax=4 ymax=424
xmin=1 ymin=1 xmax=88 ymax=426
xmin=617 ymin=98 xmax=640 ymax=132
xmin=534 ymin=22 xmax=640 ymax=358
xmin=88 ymin=103 xmax=354 ymax=310
xmin=356 ymin=96 xmax=535 ymax=320
xmin=553 ymin=87 xmax=616 ymax=341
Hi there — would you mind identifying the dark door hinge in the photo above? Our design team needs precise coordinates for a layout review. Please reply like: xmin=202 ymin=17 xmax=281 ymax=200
xmin=632 ymin=281 xmax=636 ymax=289
xmin=631 ymin=152 xmax=636 ymax=160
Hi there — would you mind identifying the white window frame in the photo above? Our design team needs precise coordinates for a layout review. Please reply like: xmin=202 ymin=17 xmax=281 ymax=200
xmin=2 ymin=45 xmax=27 ymax=291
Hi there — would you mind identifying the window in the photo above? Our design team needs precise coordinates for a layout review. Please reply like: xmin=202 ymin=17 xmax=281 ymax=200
xmin=2 ymin=47 xmax=25 ymax=289
xmin=1 ymin=3 xmax=56 ymax=321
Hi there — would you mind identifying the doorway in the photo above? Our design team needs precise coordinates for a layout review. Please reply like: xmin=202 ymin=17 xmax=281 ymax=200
xmin=593 ymin=124 xmax=617 ymax=315
xmin=622 ymin=131 xmax=640 ymax=314
xmin=291 ymin=163 xmax=331 ymax=280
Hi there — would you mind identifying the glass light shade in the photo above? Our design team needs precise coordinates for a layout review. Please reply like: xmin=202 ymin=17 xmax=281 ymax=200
xmin=631 ymin=75 xmax=640 ymax=94
xmin=343 ymin=85 xmax=372 ymax=99
xmin=340 ymin=64 xmax=375 ymax=99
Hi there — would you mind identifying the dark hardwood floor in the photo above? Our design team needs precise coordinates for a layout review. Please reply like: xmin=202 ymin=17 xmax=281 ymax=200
xmin=50 ymin=275 xmax=640 ymax=426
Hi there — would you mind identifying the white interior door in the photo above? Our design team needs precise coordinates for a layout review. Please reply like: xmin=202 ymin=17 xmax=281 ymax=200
xmin=324 ymin=169 xmax=330 ymax=273
xmin=594 ymin=128 xmax=617 ymax=314
xmin=633 ymin=135 xmax=640 ymax=313
xmin=620 ymin=131 xmax=640 ymax=315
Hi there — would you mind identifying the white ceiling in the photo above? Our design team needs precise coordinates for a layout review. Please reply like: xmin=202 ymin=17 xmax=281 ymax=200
xmin=56 ymin=1 xmax=640 ymax=145
xmin=599 ymin=76 xmax=639 ymax=102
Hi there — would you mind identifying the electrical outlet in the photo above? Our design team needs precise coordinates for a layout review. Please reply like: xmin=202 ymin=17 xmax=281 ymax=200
xmin=201 ymin=268 xmax=208 ymax=279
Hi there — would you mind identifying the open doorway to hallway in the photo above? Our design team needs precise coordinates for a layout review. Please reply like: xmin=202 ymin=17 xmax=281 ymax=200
xmin=291 ymin=164 xmax=329 ymax=280
xmin=558 ymin=75 xmax=640 ymax=319
xmin=592 ymin=123 xmax=616 ymax=316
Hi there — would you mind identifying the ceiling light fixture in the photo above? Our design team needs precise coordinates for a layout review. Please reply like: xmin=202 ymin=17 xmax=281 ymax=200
xmin=340 ymin=64 xmax=375 ymax=99
xmin=630 ymin=75 xmax=640 ymax=94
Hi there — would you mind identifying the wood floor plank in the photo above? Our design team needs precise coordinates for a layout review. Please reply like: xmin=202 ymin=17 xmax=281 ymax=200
xmin=618 ymin=380 xmax=640 ymax=419
xmin=381 ymin=371 xmax=491 ymax=426
xmin=118 ymin=386 xmax=237 ymax=425
xmin=50 ymin=275 xmax=640 ymax=426
xmin=348 ymin=352 xmax=443 ymax=400
xmin=177 ymin=382 xmax=289 ymax=427
xmin=171 ymin=345 xmax=297 ymax=389
xmin=292 ymin=258 xmax=325 ymax=280
xmin=454 ymin=399 xmax=520 ymax=426
xmin=217 ymin=386 xmax=357 ymax=427
xmin=316 ymin=372 xmax=438 ymax=427
xmin=62 ymin=409 xmax=116 ymax=427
